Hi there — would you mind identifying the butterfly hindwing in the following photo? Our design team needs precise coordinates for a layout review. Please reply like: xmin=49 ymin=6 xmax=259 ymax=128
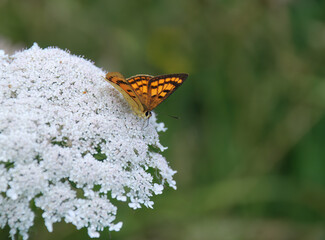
xmin=147 ymin=73 xmax=188 ymax=111
xmin=105 ymin=72 xmax=145 ymax=115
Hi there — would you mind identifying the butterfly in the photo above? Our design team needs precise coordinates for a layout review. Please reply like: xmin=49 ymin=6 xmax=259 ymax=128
xmin=105 ymin=72 xmax=188 ymax=118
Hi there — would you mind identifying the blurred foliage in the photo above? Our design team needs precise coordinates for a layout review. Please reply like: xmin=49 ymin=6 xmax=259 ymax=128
xmin=1 ymin=0 xmax=325 ymax=239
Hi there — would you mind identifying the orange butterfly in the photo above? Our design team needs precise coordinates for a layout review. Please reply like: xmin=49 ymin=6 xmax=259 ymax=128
xmin=105 ymin=72 xmax=188 ymax=118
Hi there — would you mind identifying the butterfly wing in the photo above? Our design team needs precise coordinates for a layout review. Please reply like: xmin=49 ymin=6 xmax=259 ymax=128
xmin=126 ymin=74 xmax=153 ymax=101
xmin=146 ymin=73 xmax=188 ymax=111
xmin=105 ymin=72 xmax=146 ymax=116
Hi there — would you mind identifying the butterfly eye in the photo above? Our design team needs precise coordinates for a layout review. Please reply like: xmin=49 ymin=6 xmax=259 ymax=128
xmin=145 ymin=111 xmax=151 ymax=118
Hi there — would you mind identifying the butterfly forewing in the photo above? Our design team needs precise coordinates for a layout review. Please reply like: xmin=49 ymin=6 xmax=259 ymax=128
xmin=105 ymin=72 xmax=145 ymax=115
xmin=127 ymin=75 xmax=153 ymax=100
xmin=147 ymin=73 xmax=188 ymax=111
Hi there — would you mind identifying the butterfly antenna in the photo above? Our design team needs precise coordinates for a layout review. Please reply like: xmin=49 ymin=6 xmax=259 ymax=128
xmin=158 ymin=113 xmax=180 ymax=120
xmin=167 ymin=114 xmax=180 ymax=120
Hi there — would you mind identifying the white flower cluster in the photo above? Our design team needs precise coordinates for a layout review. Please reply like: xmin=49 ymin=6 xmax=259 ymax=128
xmin=0 ymin=44 xmax=177 ymax=239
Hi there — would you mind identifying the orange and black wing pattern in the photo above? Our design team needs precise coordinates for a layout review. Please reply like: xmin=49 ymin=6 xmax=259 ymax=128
xmin=146 ymin=73 xmax=188 ymax=111
xmin=105 ymin=72 xmax=188 ymax=118
xmin=105 ymin=72 xmax=146 ymax=115
xmin=126 ymin=75 xmax=153 ymax=104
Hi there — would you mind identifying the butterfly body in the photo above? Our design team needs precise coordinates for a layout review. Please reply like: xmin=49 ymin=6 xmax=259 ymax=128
xmin=105 ymin=72 xmax=188 ymax=118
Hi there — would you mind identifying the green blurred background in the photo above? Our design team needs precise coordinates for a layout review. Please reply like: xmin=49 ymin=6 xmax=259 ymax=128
xmin=1 ymin=0 xmax=325 ymax=239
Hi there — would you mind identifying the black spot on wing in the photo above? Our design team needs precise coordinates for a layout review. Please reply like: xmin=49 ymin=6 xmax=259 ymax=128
xmin=116 ymin=80 xmax=127 ymax=85
xmin=169 ymin=82 xmax=181 ymax=87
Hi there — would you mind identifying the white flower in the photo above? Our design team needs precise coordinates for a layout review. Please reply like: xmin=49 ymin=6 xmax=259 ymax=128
xmin=0 ymin=43 xmax=177 ymax=239
xmin=153 ymin=183 xmax=164 ymax=195
xmin=0 ymin=165 xmax=8 ymax=192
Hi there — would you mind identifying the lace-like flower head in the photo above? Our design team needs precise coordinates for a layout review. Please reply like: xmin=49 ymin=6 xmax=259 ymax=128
xmin=0 ymin=44 xmax=176 ymax=239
